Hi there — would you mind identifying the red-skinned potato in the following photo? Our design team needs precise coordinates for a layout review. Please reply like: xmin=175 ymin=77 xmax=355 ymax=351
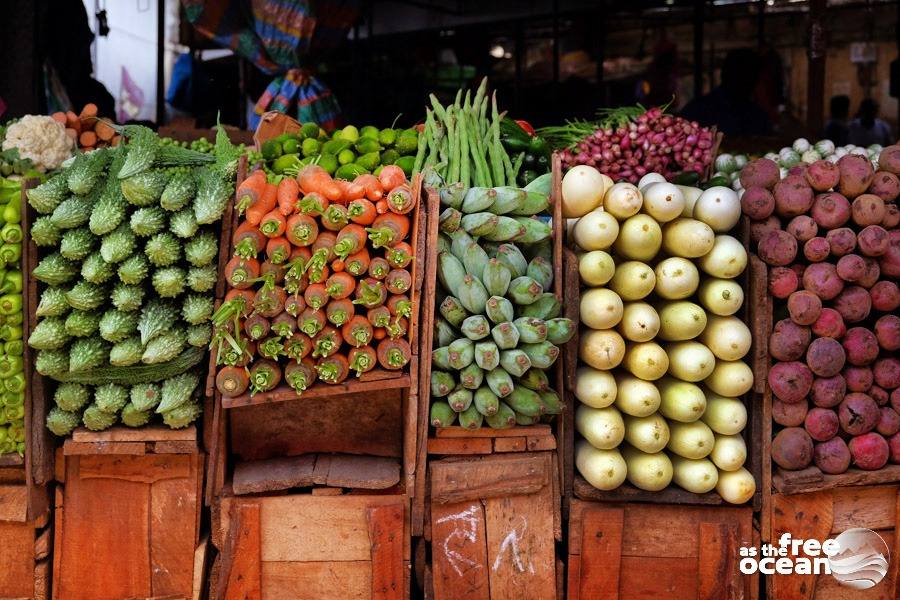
xmin=741 ymin=186 xmax=775 ymax=220
xmin=769 ymin=319 xmax=812 ymax=361
xmin=811 ymin=192 xmax=851 ymax=229
xmin=805 ymin=407 xmax=840 ymax=441
xmin=844 ymin=366 xmax=874 ymax=393
xmin=849 ymin=432 xmax=890 ymax=470
xmin=806 ymin=337 xmax=846 ymax=378
xmin=857 ymin=225 xmax=889 ymax=257
xmin=868 ymin=170 xmax=900 ymax=202
xmin=857 ymin=257 xmax=881 ymax=289
xmin=836 ymin=254 xmax=866 ymax=283
xmin=812 ymin=308 xmax=846 ymax=339
xmin=758 ymin=229 xmax=798 ymax=266
xmin=803 ymin=237 xmax=830 ymax=262
xmin=814 ymin=436 xmax=852 ymax=474
xmin=851 ymin=194 xmax=886 ymax=227
xmin=883 ymin=203 xmax=900 ymax=229
xmin=772 ymin=427 xmax=814 ymax=470
xmin=786 ymin=215 xmax=818 ymax=242
xmin=890 ymin=431 xmax=900 ymax=464
xmin=871 ymin=386 xmax=889 ymax=406
xmin=811 ymin=374 xmax=846 ymax=408
xmin=825 ymin=228 xmax=857 ymax=257
xmin=839 ymin=393 xmax=880 ymax=435
xmin=893 ymin=388 xmax=900 ymax=413
xmin=768 ymin=361 xmax=814 ymax=403
xmin=878 ymin=145 xmax=900 ymax=175
xmin=788 ymin=290 xmax=822 ymax=326
xmin=806 ymin=160 xmax=841 ymax=192
xmin=832 ymin=285 xmax=871 ymax=323
xmin=870 ymin=281 xmax=899 ymax=312
xmin=750 ymin=215 xmax=782 ymax=244
xmin=789 ymin=164 xmax=809 ymax=178
xmin=773 ymin=399 xmax=809 ymax=427
xmin=875 ymin=314 xmax=900 ymax=352
xmin=842 ymin=327 xmax=880 ymax=366
xmin=879 ymin=230 xmax=900 ymax=279
xmin=740 ymin=158 xmax=780 ymax=189
xmin=802 ymin=262 xmax=844 ymax=301
xmin=836 ymin=154 xmax=875 ymax=198
xmin=876 ymin=407 xmax=900 ymax=436
xmin=774 ymin=175 xmax=815 ymax=218
xmin=768 ymin=266 xmax=799 ymax=298
xmin=874 ymin=358 xmax=900 ymax=391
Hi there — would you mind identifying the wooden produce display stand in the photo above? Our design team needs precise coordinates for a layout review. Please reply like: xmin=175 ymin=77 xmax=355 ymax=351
xmin=567 ymin=499 xmax=757 ymax=600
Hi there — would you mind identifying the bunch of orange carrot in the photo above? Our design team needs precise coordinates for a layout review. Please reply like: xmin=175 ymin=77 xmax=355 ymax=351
xmin=213 ymin=164 xmax=417 ymax=398
xmin=50 ymin=104 xmax=120 ymax=151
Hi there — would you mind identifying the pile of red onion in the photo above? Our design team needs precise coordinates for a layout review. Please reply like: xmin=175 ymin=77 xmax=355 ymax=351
xmin=559 ymin=108 xmax=716 ymax=184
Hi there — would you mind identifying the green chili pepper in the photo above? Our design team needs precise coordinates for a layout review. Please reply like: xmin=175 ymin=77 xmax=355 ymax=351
xmin=4 ymin=341 xmax=22 ymax=356
xmin=0 ymin=271 xmax=22 ymax=294
xmin=0 ymin=294 xmax=21 ymax=315
xmin=4 ymin=373 xmax=24 ymax=393
xmin=0 ymin=356 xmax=23 ymax=378
xmin=0 ymin=325 xmax=22 ymax=341
xmin=2 ymin=391 xmax=23 ymax=407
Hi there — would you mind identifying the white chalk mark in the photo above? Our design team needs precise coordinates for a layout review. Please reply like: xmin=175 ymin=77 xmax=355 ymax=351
xmin=492 ymin=516 xmax=533 ymax=574
xmin=436 ymin=504 xmax=483 ymax=577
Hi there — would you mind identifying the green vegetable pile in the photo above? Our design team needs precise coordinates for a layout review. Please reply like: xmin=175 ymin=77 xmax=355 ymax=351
xmin=498 ymin=119 xmax=551 ymax=188
xmin=258 ymin=122 xmax=420 ymax=182
xmin=421 ymin=80 xmax=575 ymax=430
xmin=0 ymin=178 xmax=25 ymax=456
xmin=27 ymin=123 xmax=242 ymax=436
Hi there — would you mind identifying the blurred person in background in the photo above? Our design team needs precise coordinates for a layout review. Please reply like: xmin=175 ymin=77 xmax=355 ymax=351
xmin=849 ymin=98 xmax=893 ymax=147
xmin=823 ymin=95 xmax=850 ymax=146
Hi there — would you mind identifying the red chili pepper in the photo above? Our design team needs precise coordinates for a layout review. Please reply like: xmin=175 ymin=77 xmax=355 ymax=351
xmin=515 ymin=119 xmax=536 ymax=136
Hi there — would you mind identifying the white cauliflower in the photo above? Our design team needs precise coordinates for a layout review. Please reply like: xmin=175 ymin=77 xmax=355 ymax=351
xmin=1 ymin=115 xmax=74 ymax=172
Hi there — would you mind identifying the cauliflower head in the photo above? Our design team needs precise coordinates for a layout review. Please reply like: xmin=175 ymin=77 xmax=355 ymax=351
xmin=2 ymin=115 xmax=74 ymax=172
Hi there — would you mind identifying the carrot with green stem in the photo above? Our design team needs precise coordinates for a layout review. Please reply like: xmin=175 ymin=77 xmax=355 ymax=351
xmin=286 ymin=213 xmax=318 ymax=247
xmin=285 ymin=359 xmax=316 ymax=393
xmin=252 ymin=273 xmax=287 ymax=317
xmin=298 ymin=165 xmax=342 ymax=201
xmin=326 ymin=298 xmax=355 ymax=327
xmin=233 ymin=220 xmax=267 ymax=259
xmin=368 ymin=256 xmax=390 ymax=280
xmin=336 ymin=179 xmax=365 ymax=203
xmin=316 ymin=354 xmax=350 ymax=385
xmin=312 ymin=231 xmax=337 ymax=262
xmin=216 ymin=365 xmax=250 ymax=397
xmin=353 ymin=278 xmax=387 ymax=309
xmin=243 ymin=313 xmax=270 ymax=341
xmin=353 ymin=174 xmax=384 ymax=202
xmin=284 ymin=251 xmax=311 ymax=295
xmin=367 ymin=305 xmax=392 ymax=329
xmin=321 ymin=203 xmax=349 ymax=232
xmin=386 ymin=316 xmax=409 ymax=339
xmin=308 ymin=263 xmax=330 ymax=285
xmin=271 ymin=312 xmax=297 ymax=337
xmin=225 ymin=256 xmax=260 ymax=289
xmin=348 ymin=198 xmax=377 ymax=225
xmin=344 ymin=248 xmax=370 ymax=277
xmin=342 ymin=315 xmax=374 ymax=348
xmin=377 ymin=338 xmax=411 ymax=370
xmin=332 ymin=258 xmax=345 ymax=272
xmin=386 ymin=269 xmax=412 ymax=295
xmin=285 ymin=332 xmax=312 ymax=361
xmin=304 ymin=246 xmax=331 ymax=285
xmin=332 ymin=224 xmax=368 ymax=260
xmin=386 ymin=241 xmax=414 ymax=269
xmin=386 ymin=184 xmax=416 ymax=215
xmin=376 ymin=199 xmax=389 ymax=215
xmin=298 ymin=192 xmax=328 ymax=216
xmin=303 ymin=283 xmax=329 ymax=311
xmin=284 ymin=294 xmax=306 ymax=317
xmin=266 ymin=236 xmax=292 ymax=265
xmin=325 ymin=271 xmax=356 ymax=300
xmin=236 ymin=170 xmax=267 ymax=216
xmin=378 ymin=165 xmax=406 ymax=191
xmin=258 ymin=336 xmax=285 ymax=360
xmin=387 ymin=294 xmax=413 ymax=320
xmin=298 ymin=307 xmax=326 ymax=337
xmin=246 ymin=182 xmax=277 ymax=225
xmin=366 ymin=213 xmax=410 ymax=248
xmin=260 ymin=259 xmax=286 ymax=284
xmin=260 ymin=209 xmax=287 ymax=238
xmin=348 ymin=346 xmax=377 ymax=377
xmin=249 ymin=359 xmax=282 ymax=395
xmin=312 ymin=326 xmax=343 ymax=358
xmin=277 ymin=177 xmax=300 ymax=216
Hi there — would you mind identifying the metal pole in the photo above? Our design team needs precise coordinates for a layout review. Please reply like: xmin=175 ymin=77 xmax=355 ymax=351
xmin=156 ymin=0 xmax=165 ymax=125
xmin=693 ymin=0 xmax=704 ymax=99
xmin=807 ymin=0 xmax=826 ymax=134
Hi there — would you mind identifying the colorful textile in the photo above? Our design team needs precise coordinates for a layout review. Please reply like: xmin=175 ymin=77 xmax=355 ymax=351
xmin=250 ymin=68 xmax=341 ymax=131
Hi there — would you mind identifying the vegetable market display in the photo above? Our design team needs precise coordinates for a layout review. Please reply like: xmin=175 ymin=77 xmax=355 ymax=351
xmin=420 ymin=79 xmax=574 ymax=430
xmin=538 ymin=104 xmax=716 ymax=185
xmin=739 ymin=149 xmax=899 ymax=475
xmin=0 ymin=178 xmax=24 ymax=456
xmin=567 ymin=165 xmax=756 ymax=504
xmin=50 ymin=104 xmax=121 ymax=152
xmin=27 ymin=123 xmax=241 ymax=435
xmin=212 ymin=163 xmax=417 ymax=398
xmin=257 ymin=121 xmax=421 ymax=181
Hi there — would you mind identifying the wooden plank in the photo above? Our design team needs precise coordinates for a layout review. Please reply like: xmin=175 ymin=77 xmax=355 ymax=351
xmin=230 ymin=391 xmax=403 ymax=461
xmin=261 ymin=561 xmax=370 ymax=600
xmin=427 ymin=438 xmax=493 ymax=456
xmin=150 ymin=459 xmax=199 ymax=597
xmin=368 ymin=504 xmax=405 ymax=600
xmin=222 ymin=374 xmax=411 ymax=408
xmin=63 ymin=441 xmax=147 ymax=456
xmin=0 ymin=521 xmax=35 ymax=597
xmin=770 ymin=491 xmax=833 ymax=600
xmin=566 ymin=555 xmax=581 ymax=600
xmin=153 ymin=441 xmax=200 ymax=454
xmin=560 ymin=245 xmax=579 ymax=503
xmin=51 ymin=487 xmax=63 ymax=600
xmin=223 ymin=503 xmax=261 ymax=600
xmin=0 ymin=484 xmax=28 ymax=522
xmin=574 ymin=475 xmax=726 ymax=505
xmin=435 ymin=425 xmax=553 ymax=439
xmin=311 ymin=487 xmax=344 ymax=496
xmin=831 ymin=485 xmax=899 ymax=533
xmin=326 ymin=455 xmax=401 ymax=490
xmin=77 ymin=454 xmax=192 ymax=484
xmin=483 ymin=491 xmax=556 ymax=600
xmin=232 ymin=455 xmax=318 ymax=495
xmin=0 ymin=454 xmax=23 ymax=467
xmin=578 ymin=506 xmax=623 ymax=600
xmin=619 ymin=557 xmax=699 ymax=598
xmin=698 ymin=522 xmax=742 ymax=600
xmin=526 ymin=436 xmax=557 ymax=452
xmin=430 ymin=454 xmax=550 ymax=505
xmin=774 ymin=464 xmax=900 ymax=495
xmin=493 ymin=438 xmax=526 ymax=453
xmin=430 ymin=501 xmax=489 ymax=600
xmin=35 ymin=558 xmax=50 ymax=600
xmin=193 ymin=536 xmax=208 ymax=600
xmin=71 ymin=425 xmax=196 ymax=443
xmin=35 ymin=527 xmax=51 ymax=561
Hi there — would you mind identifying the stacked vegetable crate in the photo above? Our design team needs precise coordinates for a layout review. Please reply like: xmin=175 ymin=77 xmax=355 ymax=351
xmin=207 ymin=143 xmax=425 ymax=600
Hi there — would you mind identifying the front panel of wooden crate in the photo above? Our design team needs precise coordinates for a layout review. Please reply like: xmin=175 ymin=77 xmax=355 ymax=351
xmin=53 ymin=452 xmax=203 ymax=600
xmin=0 ymin=481 xmax=50 ymax=600
xmin=568 ymin=500 xmax=756 ymax=600
xmin=215 ymin=493 xmax=409 ymax=599
xmin=767 ymin=484 xmax=900 ymax=599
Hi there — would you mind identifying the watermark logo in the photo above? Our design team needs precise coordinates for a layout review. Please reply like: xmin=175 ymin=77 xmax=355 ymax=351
xmin=739 ymin=529 xmax=890 ymax=589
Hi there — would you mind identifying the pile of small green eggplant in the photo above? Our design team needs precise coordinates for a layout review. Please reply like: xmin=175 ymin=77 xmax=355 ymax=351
xmin=418 ymin=79 xmax=575 ymax=430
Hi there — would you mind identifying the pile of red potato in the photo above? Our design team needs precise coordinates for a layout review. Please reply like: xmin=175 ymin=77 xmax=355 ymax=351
xmin=740 ymin=148 xmax=900 ymax=475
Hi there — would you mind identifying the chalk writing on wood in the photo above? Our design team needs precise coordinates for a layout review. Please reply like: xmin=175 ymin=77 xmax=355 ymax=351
xmin=492 ymin=517 xmax=534 ymax=574
xmin=435 ymin=504 xmax=484 ymax=577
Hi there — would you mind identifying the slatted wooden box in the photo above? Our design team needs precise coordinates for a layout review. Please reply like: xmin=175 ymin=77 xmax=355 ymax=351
xmin=0 ymin=480 xmax=51 ymax=600
xmin=567 ymin=499 xmax=757 ymax=600
xmin=211 ymin=491 xmax=409 ymax=599
xmin=51 ymin=437 xmax=206 ymax=600
xmin=767 ymin=484 xmax=900 ymax=599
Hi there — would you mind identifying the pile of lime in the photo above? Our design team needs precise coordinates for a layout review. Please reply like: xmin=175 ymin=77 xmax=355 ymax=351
xmin=260 ymin=123 xmax=420 ymax=181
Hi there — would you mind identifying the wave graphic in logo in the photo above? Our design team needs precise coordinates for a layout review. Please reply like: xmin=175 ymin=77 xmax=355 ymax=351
xmin=828 ymin=528 xmax=890 ymax=590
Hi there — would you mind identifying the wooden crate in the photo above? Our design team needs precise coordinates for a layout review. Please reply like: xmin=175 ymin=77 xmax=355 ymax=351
xmin=567 ymin=499 xmax=757 ymax=600
xmin=423 ymin=452 xmax=561 ymax=600
xmin=52 ymin=449 xmax=205 ymax=600
xmin=158 ymin=122 xmax=255 ymax=146
xmin=767 ymin=484 xmax=900 ymax=599
xmin=413 ymin=154 xmax=571 ymax=535
xmin=0 ymin=482 xmax=51 ymax=600
xmin=211 ymin=491 xmax=409 ymax=599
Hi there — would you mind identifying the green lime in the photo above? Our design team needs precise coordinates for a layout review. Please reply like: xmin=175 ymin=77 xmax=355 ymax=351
xmin=338 ymin=149 xmax=356 ymax=165
xmin=318 ymin=153 xmax=338 ymax=175
xmin=301 ymin=138 xmax=321 ymax=157
xmin=339 ymin=125 xmax=360 ymax=142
